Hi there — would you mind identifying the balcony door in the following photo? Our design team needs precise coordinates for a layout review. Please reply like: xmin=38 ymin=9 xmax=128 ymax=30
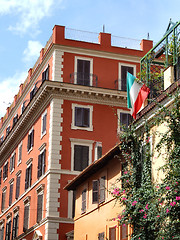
xmin=121 ymin=65 xmax=134 ymax=91
xmin=77 ymin=59 xmax=90 ymax=86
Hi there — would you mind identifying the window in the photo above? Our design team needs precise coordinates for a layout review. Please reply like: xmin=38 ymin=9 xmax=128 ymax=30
xmin=25 ymin=164 xmax=32 ymax=190
xmin=12 ymin=114 xmax=18 ymax=127
xmin=30 ymin=86 xmax=37 ymax=101
xmin=9 ymin=181 xmax=14 ymax=206
xmin=81 ymin=189 xmax=86 ymax=213
xmin=3 ymin=162 xmax=8 ymax=181
xmin=92 ymin=176 xmax=106 ymax=204
xmin=119 ymin=63 xmax=136 ymax=91
xmin=95 ymin=142 xmax=102 ymax=161
xmin=98 ymin=232 xmax=105 ymax=240
xmin=68 ymin=190 xmax=76 ymax=219
xmin=21 ymin=102 xmax=26 ymax=114
xmin=41 ymin=110 xmax=47 ymax=137
xmin=27 ymin=128 xmax=34 ymax=151
xmin=117 ymin=110 xmax=132 ymax=132
xmin=37 ymin=149 xmax=46 ymax=179
xmin=72 ymin=104 xmax=93 ymax=131
xmin=18 ymin=142 xmax=22 ymax=165
xmin=0 ymin=224 xmax=4 ymax=240
xmin=1 ymin=189 xmax=6 ymax=211
xmin=10 ymin=153 xmax=15 ymax=173
xmin=121 ymin=224 xmax=128 ymax=240
xmin=42 ymin=65 xmax=49 ymax=82
xmin=71 ymin=139 xmax=93 ymax=172
xmin=5 ymin=220 xmax=11 ymax=240
xmin=6 ymin=126 xmax=10 ymax=137
xmin=76 ymin=59 xmax=90 ymax=86
xmin=15 ymin=173 xmax=21 ymax=199
xmin=37 ymin=194 xmax=43 ymax=222
xmin=0 ymin=135 xmax=4 ymax=144
xmin=23 ymin=204 xmax=30 ymax=232
xmin=109 ymin=227 xmax=116 ymax=240
xmin=12 ymin=214 xmax=19 ymax=239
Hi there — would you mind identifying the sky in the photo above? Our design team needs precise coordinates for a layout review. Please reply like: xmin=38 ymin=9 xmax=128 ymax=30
xmin=0 ymin=0 xmax=180 ymax=118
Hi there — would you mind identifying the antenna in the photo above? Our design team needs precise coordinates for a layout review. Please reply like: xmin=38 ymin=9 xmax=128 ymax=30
xmin=147 ymin=33 xmax=150 ymax=40
xmin=103 ymin=25 xmax=105 ymax=33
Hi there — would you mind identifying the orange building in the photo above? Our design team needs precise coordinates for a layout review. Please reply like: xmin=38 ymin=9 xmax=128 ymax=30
xmin=0 ymin=25 xmax=152 ymax=240
xmin=65 ymin=144 xmax=131 ymax=240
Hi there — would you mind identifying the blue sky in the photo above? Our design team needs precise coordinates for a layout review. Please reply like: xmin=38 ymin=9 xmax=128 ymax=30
xmin=0 ymin=0 xmax=180 ymax=118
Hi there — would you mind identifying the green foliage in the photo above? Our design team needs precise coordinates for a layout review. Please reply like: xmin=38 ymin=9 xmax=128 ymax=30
xmin=111 ymin=91 xmax=180 ymax=240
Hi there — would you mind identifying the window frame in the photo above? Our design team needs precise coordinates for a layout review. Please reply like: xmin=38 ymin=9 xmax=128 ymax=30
xmin=41 ymin=110 xmax=47 ymax=138
xmin=81 ymin=189 xmax=87 ymax=214
xmin=118 ymin=63 xmax=136 ymax=91
xmin=25 ymin=162 xmax=32 ymax=191
xmin=0 ymin=222 xmax=4 ymax=240
xmin=3 ymin=161 xmax=8 ymax=181
xmin=70 ymin=138 xmax=93 ymax=172
xmin=27 ymin=127 xmax=34 ymax=152
xmin=117 ymin=109 xmax=131 ymax=133
xmin=1 ymin=188 xmax=6 ymax=212
xmin=9 ymin=180 xmax=14 ymax=206
xmin=36 ymin=185 xmax=44 ymax=223
xmin=74 ymin=56 xmax=93 ymax=86
xmin=23 ymin=197 xmax=31 ymax=232
xmin=37 ymin=148 xmax=46 ymax=179
xmin=15 ymin=171 xmax=21 ymax=199
xmin=71 ymin=104 xmax=93 ymax=131
xmin=10 ymin=152 xmax=16 ymax=173
xmin=17 ymin=142 xmax=22 ymax=166
xmin=94 ymin=142 xmax=102 ymax=161
xmin=92 ymin=176 xmax=106 ymax=204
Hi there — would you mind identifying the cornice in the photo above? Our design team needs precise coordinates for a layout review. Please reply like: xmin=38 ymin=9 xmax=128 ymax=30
xmin=54 ymin=44 xmax=141 ymax=63
xmin=0 ymin=80 xmax=127 ymax=163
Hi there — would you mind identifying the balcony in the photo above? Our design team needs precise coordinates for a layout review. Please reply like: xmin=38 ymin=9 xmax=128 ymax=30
xmin=114 ymin=79 xmax=127 ymax=91
xmin=70 ymin=72 xmax=98 ymax=87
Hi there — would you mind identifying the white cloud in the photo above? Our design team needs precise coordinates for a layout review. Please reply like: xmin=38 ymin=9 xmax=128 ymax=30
xmin=0 ymin=0 xmax=62 ymax=34
xmin=0 ymin=71 xmax=27 ymax=118
xmin=23 ymin=40 xmax=43 ymax=63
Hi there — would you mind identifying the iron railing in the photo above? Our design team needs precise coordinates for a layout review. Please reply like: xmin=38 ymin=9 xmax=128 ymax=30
xmin=114 ymin=79 xmax=127 ymax=91
xmin=70 ymin=72 xmax=98 ymax=87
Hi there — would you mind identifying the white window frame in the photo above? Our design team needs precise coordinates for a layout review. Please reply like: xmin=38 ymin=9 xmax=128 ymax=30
xmin=94 ymin=142 xmax=102 ymax=161
xmin=117 ymin=109 xmax=131 ymax=133
xmin=0 ymin=135 xmax=4 ymax=143
xmin=3 ymin=161 xmax=8 ymax=182
xmin=17 ymin=142 xmax=22 ymax=166
xmin=74 ymin=56 xmax=93 ymax=86
xmin=10 ymin=151 xmax=16 ymax=173
xmin=36 ymin=184 xmax=44 ymax=223
xmin=118 ymin=63 xmax=136 ymax=90
xmin=41 ymin=110 xmax=47 ymax=138
xmin=71 ymin=103 xmax=93 ymax=131
xmin=27 ymin=127 xmax=34 ymax=153
xmin=70 ymin=138 xmax=94 ymax=172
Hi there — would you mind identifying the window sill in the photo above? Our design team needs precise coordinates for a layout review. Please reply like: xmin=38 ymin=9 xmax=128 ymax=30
xmin=41 ymin=131 xmax=46 ymax=139
xmin=17 ymin=160 xmax=22 ymax=167
xmin=71 ymin=125 xmax=93 ymax=131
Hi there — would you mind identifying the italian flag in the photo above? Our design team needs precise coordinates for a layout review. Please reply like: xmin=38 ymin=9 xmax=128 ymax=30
xmin=127 ymin=72 xmax=150 ymax=119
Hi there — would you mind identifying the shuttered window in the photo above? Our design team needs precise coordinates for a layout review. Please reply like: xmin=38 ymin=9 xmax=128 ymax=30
xmin=98 ymin=232 xmax=105 ymax=240
xmin=121 ymin=224 xmax=128 ymax=240
xmin=0 ymin=170 xmax=2 ymax=186
xmin=10 ymin=153 xmax=15 ymax=172
xmin=74 ymin=145 xmax=89 ymax=171
xmin=12 ymin=215 xmax=19 ymax=239
xmin=37 ymin=194 xmax=43 ymax=222
xmin=42 ymin=65 xmax=49 ymax=82
xmin=37 ymin=150 xmax=46 ymax=179
xmin=0 ymin=226 xmax=4 ymax=240
xmin=25 ymin=165 xmax=32 ymax=190
xmin=15 ymin=175 xmax=21 ymax=199
xmin=109 ymin=226 xmax=116 ymax=240
xmin=77 ymin=60 xmax=90 ymax=86
xmin=1 ymin=190 xmax=6 ymax=211
xmin=23 ymin=205 xmax=30 ymax=232
xmin=3 ymin=162 xmax=8 ymax=180
xmin=42 ymin=112 xmax=47 ymax=135
xmin=92 ymin=176 xmax=106 ymax=204
xmin=18 ymin=143 xmax=22 ymax=164
xmin=120 ymin=113 xmax=132 ymax=131
xmin=27 ymin=129 xmax=34 ymax=151
xmin=81 ymin=189 xmax=86 ymax=213
xmin=121 ymin=66 xmax=133 ymax=91
xmin=6 ymin=126 xmax=10 ymax=137
xmin=9 ymin=183 xmax=13 ymax=206
xmin=75 ymin=107 xmax=90 ymax=127
xmin=12 ymin=114 xmax=18 ymax=127
xmin=5 ymin=220 xmax=11 ymax=240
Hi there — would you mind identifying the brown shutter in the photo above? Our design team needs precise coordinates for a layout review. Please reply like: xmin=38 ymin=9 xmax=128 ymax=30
xmin=99 ymin=176 xmax=106 ymax=203
xmin=109 ymin=227 xmax=116 ymax=240
xmin=92 ymin=180 xmax=99 ymax=203
xmin=37 ymin=194 xmax=43 ymax=222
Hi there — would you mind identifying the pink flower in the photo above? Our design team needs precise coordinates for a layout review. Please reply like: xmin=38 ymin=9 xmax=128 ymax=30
xmin=162 ymin=237 xmax=164 ymax=239
xmin=156 ymin=186 xmax=159 ymax=188
xmin=123 ymin=190 xmax=126 ymax=194
xmin=139 ymin=209 xmax=144 ymax=213
xmin=157 ymin=215 xmax=160 ymax=217
xmin=166 ymin=208 xmax=170 ymax=213
xmin=145 ymin=204 xmax=149 ymax=210
xmin=143 ymin=214 xmax=147 ymax=219
xmin=122 ymin=197 xmax=127 ymax=201
xmin=123 ymin=224 xmax=126 ymax=227
xmin=176 ymin=182 xmax=178 ymax=185
xmin=176 ymin=196 xmax=180 ymax=200
xmin=126 ymin=180 xmax=129 ymax=183
xmin=124 ymin=171 xmax=128 ymax=174
xmin=113 ymin=218 xmax=115 ymax=221
xmin=132 ymin=201 xmax=137 ymax=206
xmin=166 ymin=186 xmax=170 ymax=190
xmin=170 ymin=202 xmax=176 ymax=206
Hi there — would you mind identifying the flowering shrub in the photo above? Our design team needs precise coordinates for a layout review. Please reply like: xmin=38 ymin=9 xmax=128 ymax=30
xmin=111 ymin=91 xmax=180 ymax=240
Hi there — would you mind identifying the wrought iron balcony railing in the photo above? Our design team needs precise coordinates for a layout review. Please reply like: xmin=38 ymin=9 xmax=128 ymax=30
xmin=70 ymin=72 xmax=98 ymax=87
xmin=114 ymin=79 xmax=127 ymax=91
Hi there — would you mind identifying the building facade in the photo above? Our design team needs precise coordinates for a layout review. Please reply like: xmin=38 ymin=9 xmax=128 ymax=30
xmin=0 ymin=25 xmax=152 ymax=240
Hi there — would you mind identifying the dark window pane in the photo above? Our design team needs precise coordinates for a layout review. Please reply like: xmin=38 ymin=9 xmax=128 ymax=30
xmin=37 ymin=194 xmax=43 ymax=222
xmin=121 ymin=66 xmax=133 ymax=91
xmin=99 ymin=176 xmax=106 ymax=203
xmin=77 ymin=60 xmax=90 ymax=86
xmin=74 ymin=145 xmax=89 ymax=171
xmin=92 ymin=180 xmax=98 ymax=203
xmin=81 ymin=189 xmax=86 ymax=213
xmin=109 ymin=227 xmax=116 ymax=240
